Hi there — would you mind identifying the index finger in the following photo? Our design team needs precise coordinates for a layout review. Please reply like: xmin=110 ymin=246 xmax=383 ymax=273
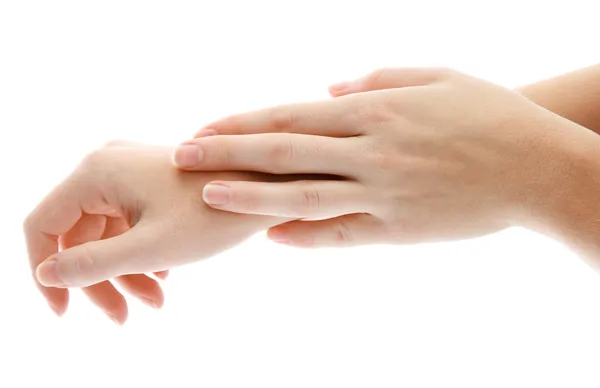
xmin=195 ymin=96 xmax=363 ymax=138
xmin=23 ymin=175 xmax=88 ymax=315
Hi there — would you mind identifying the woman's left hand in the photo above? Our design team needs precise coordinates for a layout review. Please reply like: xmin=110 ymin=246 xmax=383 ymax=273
xmin=172 ymin=68 xmax=580 ymax=247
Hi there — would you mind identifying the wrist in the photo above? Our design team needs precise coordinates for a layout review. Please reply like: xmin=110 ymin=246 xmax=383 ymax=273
xmin=518 ymin=116 xmax=600 ymax=262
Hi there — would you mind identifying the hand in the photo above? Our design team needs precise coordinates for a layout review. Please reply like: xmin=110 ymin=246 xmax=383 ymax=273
xmin=172 ymin=68 xmax=578 ymax=248
xmin=24 ymin=141 xmax=286 ymax=323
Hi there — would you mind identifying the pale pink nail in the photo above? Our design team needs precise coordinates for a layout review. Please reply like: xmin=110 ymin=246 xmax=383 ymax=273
xmin=172 ymin=144 xmax=203 ymax=168
xmin=36 ymin=258 xmax=63 ymax=287
xmin=203 ymin=184 xmax=231 ymax=206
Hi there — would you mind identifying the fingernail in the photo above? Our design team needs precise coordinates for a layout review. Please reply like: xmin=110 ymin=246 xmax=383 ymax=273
xmin=268 ymin=229 xmax=291 ymax=244
xmin=203 ymin=184 xmax=231 ymax=206
xmin=49 ymin=303 xmax=65 ymax=317
xmin=172 ymin=144 xmax=203 ymax=168
xmin=36 ymin=258 xmax=64 ymax=287
xmin=329 ymin=81 xmax=350 ymax=93
xmin=108 ymin=314 xmax=123 ymax=326
xmin=141 ymin=296 xmax=161 ymax=309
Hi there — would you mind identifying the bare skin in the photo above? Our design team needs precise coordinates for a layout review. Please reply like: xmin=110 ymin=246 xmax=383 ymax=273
xmin=24 ymin=141 xmax=290 ymax=324
xmin=26 ymin=66 xmax=600 ymax=323
xmin=517 ymin=64 xmax=600 ymax=134
xmin=172 ymin=67 xmax=600 ymax=270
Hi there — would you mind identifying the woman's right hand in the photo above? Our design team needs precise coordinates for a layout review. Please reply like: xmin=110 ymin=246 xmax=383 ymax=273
xmin=172 ymin=68 xmax=593 ymax=251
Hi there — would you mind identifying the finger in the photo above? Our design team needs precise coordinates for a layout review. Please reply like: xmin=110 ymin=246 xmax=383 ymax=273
xmin=328 ymin=67 xmax=452 ymax=97
xmin=173 ymin=133 xmax=357 ymax=176
xmin=62 ymin=214 xmax=129 ymax=325
xmin=115 ymin=274 xmax=165 ymax=309
xmin=267 ymin=213 xmax=388 ymax=247
xmin=202 ymin=180 xmax=369 ymax=219
xmin=102 ymin=217 xmax=169 ymax=284
xmin=154 ymin=271 xmax=169 ymax=280
xmin=81 ymin=281 xmax=128 ymax=325
xmin=24 ymin=179 xmax=85 ymax=315
xmin=100 ymin=216 xmax=165 ymax=308
xmin=36 ymin=221 xmax=163 ymax=288
xmin=194 ymin=97 xmax=363 ymax=138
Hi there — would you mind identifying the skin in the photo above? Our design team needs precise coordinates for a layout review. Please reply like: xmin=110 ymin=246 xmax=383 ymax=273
xmin=516 ymin=63 xmax=600 ymax=134
xmin=24 ymin=141 xmax=290 ymax=324
xmin=171 ymin=67 xmax=600 ymax=268
xmin=26 ymin=66 xmax=600 ymax=323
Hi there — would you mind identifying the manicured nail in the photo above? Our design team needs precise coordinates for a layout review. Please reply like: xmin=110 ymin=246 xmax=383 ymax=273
xmin=172 ymin=144 xmax=203 ymax=168
xmin=36 ymin=258 xmax=63 ymax=287
xmin=203 ymin=184 xmax=231 ymax=206
xmin=329 ymin=81 xmax=350 ymax=93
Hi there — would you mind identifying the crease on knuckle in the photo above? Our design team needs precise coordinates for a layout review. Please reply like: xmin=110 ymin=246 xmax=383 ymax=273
xmin=363 ymin=142 xmax=396 ymax=172
xmin=335 ymin=218 xmax=354 ymax=244
xmin=72 ymin=245 xmax=96 ymax=281
xmin=297 ymin=182 xmax=321 ymax=217
xmin=269 ymin=106 xmax=295 ymax=132
xmin=364 ymin=67 xmax=388 ymax=89
xmin=267 ymin=139 xmax=295 ymax=173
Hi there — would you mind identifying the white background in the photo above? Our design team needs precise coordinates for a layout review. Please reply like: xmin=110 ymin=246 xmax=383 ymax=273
xmin=2 ymin=1 xmax=600 ymax=387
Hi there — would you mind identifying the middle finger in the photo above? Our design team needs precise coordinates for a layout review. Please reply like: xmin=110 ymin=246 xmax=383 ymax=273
xmin=174 ymin=133 xmax=362 ymax=178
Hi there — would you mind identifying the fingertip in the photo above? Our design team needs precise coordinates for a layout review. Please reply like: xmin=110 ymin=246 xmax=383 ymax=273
xmin=267 ymin=226 xmax=315 ymax=247
xmin=108 ymin=312 xmax=127 ymax=326
xmin=172 ymin=144 xmax=203 ymax=169
xmin=39 ymin=281 xmax=69 ymax=317
xmin=36 ymin=257 xmax=65 ymax=287
xmin=266 ymin=227 xmax=291 ymax=243
xmin=203 ymin=183 xmax=232 ymax=207
xmin=328 ymin=81 xmax=351 ymax=97
xmin=49 ymin=300 xmax=67 ymax=317
xmin=141 ymin=296 xmax=164 ymax=309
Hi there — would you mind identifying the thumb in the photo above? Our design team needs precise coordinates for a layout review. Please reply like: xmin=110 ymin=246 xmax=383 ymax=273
xmin=36 ymin=222 xmax=162 ymax=288
xmin=266 ymin=213 xmax=388 ymax=248
xmin=328 ymin=67 xmax=450 ymax=97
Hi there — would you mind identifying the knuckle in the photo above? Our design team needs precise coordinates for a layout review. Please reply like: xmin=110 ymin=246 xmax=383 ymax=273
xmin=268 ymin=106 xmax=295 ymax=132
xmin=353 ymin=98 xmax=395 ymax=124
xmin=362 ymin=142 xmax=396 ymax=172
xmin=77 ymin=148 xmax=120 ymax=189
xmin=22 ymin=213 xmax=36 ymax=234
xmin=266 ymin=139 xmax=295 ymax=172
xmin=334 ymin=219 xmax=354 ymax=245
xmin=71 ymin=246 xmax=96 ymax=281
xmin=295 ymin=182 xmax=321 ymax=216
xmin=80 ymin=148 xmax=108 ymax=172
xmin=363 ymin=67 xmax=388 ymax=88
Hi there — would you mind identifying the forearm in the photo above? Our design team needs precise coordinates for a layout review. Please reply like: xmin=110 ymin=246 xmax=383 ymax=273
xmin=520 ymin=114 xmax=600 ymax=266
xmin=517 ymin=63 xmax=600 ymax=134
